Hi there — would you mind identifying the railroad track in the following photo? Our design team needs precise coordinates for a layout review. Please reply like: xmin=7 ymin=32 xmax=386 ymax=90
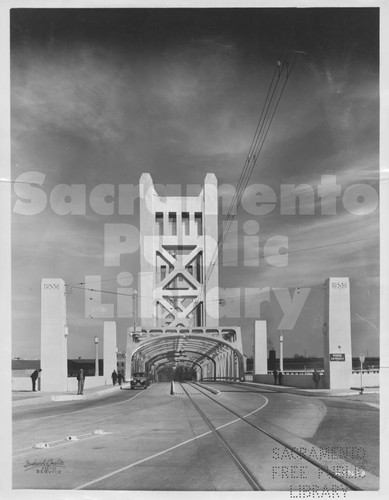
xmin=179 ymin=382 xmax=363 ymax=492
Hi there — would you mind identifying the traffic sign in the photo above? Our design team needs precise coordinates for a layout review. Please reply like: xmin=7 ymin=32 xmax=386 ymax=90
xmin=359 ymin=354 xmax=365 ymax=364
xmin=330 ymin=353 xmax=345 ymax=361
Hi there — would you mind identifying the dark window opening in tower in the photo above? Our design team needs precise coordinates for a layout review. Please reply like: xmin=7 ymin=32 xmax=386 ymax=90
xmin=195 ymin=212 xmax=202 ymax=236
xmin=182 ymin=212 xmax=190 ymax=235
xmin=169 ymin=212 xmax=177 ymax=236
xmin=156 ymin=212 xmax=164 ymax=236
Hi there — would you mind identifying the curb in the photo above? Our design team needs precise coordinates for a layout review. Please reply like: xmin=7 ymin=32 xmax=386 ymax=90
xmin=13 ymin=384 xmax=126 ymax=407
xmin=52 ymin=385 xmax=123 ymax=402
xmin=239 ymin=381 xmax=379 ymax=397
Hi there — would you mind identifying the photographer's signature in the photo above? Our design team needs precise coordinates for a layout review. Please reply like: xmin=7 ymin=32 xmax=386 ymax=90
xmin=24 ymin=458 xmax=65 ymax=474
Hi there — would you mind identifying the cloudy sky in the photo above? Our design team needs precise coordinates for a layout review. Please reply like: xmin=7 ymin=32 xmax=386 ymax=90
xmin=10 ymin=7 xmax=379 ymax=359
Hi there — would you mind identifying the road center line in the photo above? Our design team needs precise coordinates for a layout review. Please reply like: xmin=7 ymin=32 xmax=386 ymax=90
xmin=215 ymin=396 xmax=269 ymax=431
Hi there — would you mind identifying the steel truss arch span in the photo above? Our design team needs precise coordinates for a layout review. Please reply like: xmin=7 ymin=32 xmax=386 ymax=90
xmin=144 ymin=349 xmax=216 ymax=381
xmin=129 ymin=334 xmax=245 ymax=382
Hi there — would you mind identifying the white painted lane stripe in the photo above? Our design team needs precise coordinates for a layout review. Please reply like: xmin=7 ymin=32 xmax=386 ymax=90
xmin=215 ymin=396 xmax=269 ymax=431
xmin=74 ymin=394 xmax=269 ymax=489
xmin=14 ymin=391 xmax=144 ymax=423
xmin=74 ymin=430 xmax=213 ymax=490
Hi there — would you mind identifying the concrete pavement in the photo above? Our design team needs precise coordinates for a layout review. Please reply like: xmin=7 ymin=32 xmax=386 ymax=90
xmin=12 ymin=382 xmax=379 ymax=490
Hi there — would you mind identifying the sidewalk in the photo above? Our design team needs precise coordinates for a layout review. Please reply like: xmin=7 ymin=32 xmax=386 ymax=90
xmin=12 ymin=383 xmax=130 ymax=408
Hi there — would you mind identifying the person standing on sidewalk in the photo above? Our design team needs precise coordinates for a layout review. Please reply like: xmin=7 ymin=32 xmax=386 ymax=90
xmin=30 ymin=369 xmax=42 ymax=391
xmin=273 ymin=369 xmax=278 ymax=384
xmin=313 ymin=369 xmax=320 ymax=389
xmin=77 ymin=369 xmax=85 ymax=395
xmin=111 ymin=370 xmax=118 ymax=386
xmin=278 ymin=371 xmax=283 ymax=386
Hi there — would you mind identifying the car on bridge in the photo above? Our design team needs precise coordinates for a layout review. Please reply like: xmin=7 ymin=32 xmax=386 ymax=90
xmin=130 ymin=372 xmax=150 ymax=390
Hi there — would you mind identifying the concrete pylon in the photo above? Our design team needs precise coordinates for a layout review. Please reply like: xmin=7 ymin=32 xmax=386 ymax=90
xmin=41 ymin=279 xmax=68 ymax=391
xmin=323 ymin=278 xmax=353 ymax=389
xmin=254 ymin=320 xmax=268 ymax=376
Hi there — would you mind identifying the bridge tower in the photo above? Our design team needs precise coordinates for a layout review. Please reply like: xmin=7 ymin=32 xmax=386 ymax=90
xmin=139 ymin=172 xmax=219 ymax=328
xmin=125 ymin=173 xmax=244 ymax=380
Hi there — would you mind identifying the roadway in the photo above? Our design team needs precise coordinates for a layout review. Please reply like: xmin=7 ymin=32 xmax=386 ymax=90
xmin=12 ymin=382 xmax=379 ymax=491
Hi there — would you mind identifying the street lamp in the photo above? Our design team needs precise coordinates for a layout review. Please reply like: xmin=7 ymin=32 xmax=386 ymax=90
xmin=359 ymin=354 xmax=365 ymax=394
xmin=133 ymin=290 xmax=138 ymax=337
xmin=94 ymin=336 xmax=99 ymax=376
xmin=279 ymin=334 xmax=284 ymax=373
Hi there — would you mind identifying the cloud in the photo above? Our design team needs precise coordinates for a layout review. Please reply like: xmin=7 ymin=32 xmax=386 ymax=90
xmin=10 ymin=10 xmax=379 ymax=358
xmin=12 ymin=47 xmax=138 ymax=143
xmin=12 ymin=212 xmax=104 ymax=260
xmin=266 ymin=226 xmax=377 ymax=289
